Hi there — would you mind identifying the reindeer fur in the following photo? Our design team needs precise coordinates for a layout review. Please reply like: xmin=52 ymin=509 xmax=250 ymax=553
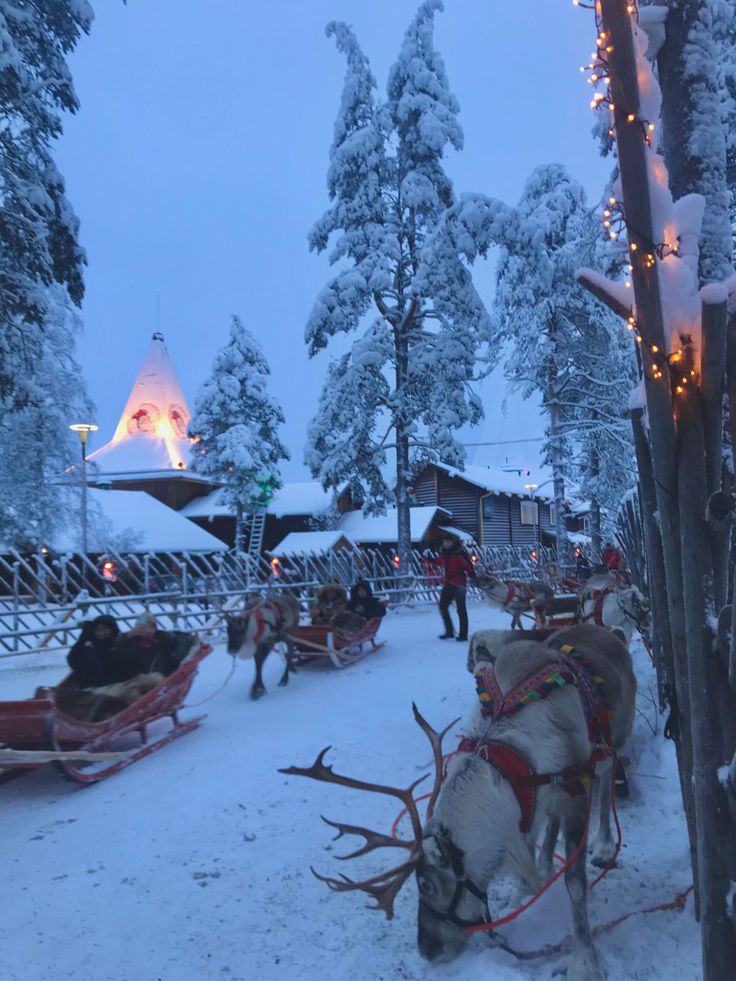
xmin=417 ymin=624 xmax=636 ymax=980
xmin=226 ymin=594 xmax=300 ymax=700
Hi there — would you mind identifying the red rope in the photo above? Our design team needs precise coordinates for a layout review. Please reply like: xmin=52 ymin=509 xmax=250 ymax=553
xmin=463 ymin=789 xmax=594 ymax=935
xmin=499 ymin=885 xmax=694 ymax=961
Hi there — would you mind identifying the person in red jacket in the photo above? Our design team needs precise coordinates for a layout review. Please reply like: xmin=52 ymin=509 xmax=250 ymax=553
xmin=601 ymin=542 xmax=623 ymax=572
xmin=437 ymin=536 xmax=475 ymax=642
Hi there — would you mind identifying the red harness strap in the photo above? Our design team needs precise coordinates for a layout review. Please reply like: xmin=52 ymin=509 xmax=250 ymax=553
xmin=463 ymin=639 xmax=614 ymax=832
xmin=457 ymin=737 xmax=609 ymax=834
xmin=251 ymin=600 xmax=285 ymax=644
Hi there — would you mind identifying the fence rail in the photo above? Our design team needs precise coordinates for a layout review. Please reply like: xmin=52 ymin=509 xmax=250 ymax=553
xmin=0 ymin=544 xmax=566 ymax=659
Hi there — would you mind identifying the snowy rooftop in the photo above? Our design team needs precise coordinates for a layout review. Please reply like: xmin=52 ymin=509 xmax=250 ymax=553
xmin=434 ymin=462 xmax=556 ymax=502
xmin=271 ymin=531 xmax=357 ymax=556
xmin=58 ymin=489 xmax=227 ymax=554
xmin=336 ymin=506 xmax=449 ymax=544
xmin=181 ymin=481 xmax=333 ymax=519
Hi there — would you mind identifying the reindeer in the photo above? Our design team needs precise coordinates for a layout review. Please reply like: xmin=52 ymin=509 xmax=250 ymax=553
xmin=474 ymin=572 xmax=554 ymax=629
xmin=225 ymin=594 xmax=300 ymax=700
xmin=282 ymin=624 xmax=636 ymax=981
xmin=577 ymin=575 xmax=650 ymax=647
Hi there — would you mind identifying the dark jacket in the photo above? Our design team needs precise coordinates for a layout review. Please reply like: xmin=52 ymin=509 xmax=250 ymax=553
xmin=347 ymin=581 xmax=386 ymax=620
xmin=439 ymin=546 xmax=475 ymax=588
xmin=67 ymin=616 xmax=128 ymax=688
xmin=116 ymin=630 xmax=181 ymax=678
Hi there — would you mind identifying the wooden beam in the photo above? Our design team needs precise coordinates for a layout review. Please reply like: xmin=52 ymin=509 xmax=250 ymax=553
xmin=576 ymin=270 xmax=633 ymax=321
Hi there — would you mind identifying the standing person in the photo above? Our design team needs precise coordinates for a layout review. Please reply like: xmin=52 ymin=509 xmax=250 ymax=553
xmin=601 ymin=542 xmax=622 ymax=573
xmin=437 ymin=536 xmax=475 ymax=642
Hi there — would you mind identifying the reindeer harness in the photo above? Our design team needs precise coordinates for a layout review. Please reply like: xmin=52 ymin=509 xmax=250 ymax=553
xmin=249 ymin=600 xmax=287 ymax=644
xmin=458 ymin=641 xmax=612 ymax=834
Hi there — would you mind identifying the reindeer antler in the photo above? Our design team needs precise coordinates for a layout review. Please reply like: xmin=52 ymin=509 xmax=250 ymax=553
xmin=311 ymin=859 xmax=419 ymax=920
xmin=278 ymin=706 xmax=459 ymax=919
xmin=411 ymin=702 xmax=461 ymax=820
xmin=279 ymin=745 xmax=427 ymax=839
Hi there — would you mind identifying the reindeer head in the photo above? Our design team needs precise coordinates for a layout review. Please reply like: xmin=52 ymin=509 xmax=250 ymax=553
xmin=225 ymin=604 xmax=259 ymax=657
xmin=280 ymin=705 xmax=481 ymax=961
xmin=620 ymin=586 xmax=651 ymax=630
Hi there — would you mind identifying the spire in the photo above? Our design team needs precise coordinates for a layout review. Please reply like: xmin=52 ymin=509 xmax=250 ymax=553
xmin=90 ymin=333 xmax=193 ymax=473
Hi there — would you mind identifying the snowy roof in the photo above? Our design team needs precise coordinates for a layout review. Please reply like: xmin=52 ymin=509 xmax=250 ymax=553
xmin=336 ymin=506 xmax=449 ymax=544
xmin=436 ymin=524 xmax=477 ymax=545
xmin=271 ymin=531 xmax=357 ymax=556
xmin=431 ymin=462 xmax=556 ymax=503
xmin=88 ymin=333 xmax=195 ymax=475
xmin=180 ymin=481 xmax=332 ymax=519
xmin=55 ymin=489 xmax=227 ymax=554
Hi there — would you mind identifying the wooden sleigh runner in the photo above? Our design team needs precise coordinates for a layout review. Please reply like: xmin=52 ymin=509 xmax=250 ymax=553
xmin=288 ymin=617 xmax=385 ymax=669
xmin=0 ymin=638 xmax=212 ymax=785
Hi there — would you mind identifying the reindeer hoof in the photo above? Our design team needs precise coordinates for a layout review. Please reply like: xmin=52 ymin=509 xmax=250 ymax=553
xmin=278 ymin=679 xmax=288 ymax=687
xmin=250 ymin=688 xmax=266 ymax=700
xmin=565 ymin=949 xmax=607 ymax=981
xmin=590 ymin=838 xmax=616 ymax=869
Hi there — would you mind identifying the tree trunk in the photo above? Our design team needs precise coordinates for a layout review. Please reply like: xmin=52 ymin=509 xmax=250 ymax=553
xmin=545 ymin=369 xmax=569 ymax=568
xmin=590 ymin=497 xmax=602 ymax=564
xmin=678 ymin=386 xmax=736 ymax=979
xmin=235 ymin=500 xmax=244 ymax=555
xmin=597 ymin=0 xmax=696 ymax=892
xmin=394 ymin=331 xmax=412 ymax=574
xmin=631 ymin=408 xmax=672 ymax=701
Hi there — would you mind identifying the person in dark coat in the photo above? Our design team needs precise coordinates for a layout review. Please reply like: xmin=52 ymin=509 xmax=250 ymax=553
xmin=67 ymin=615 xmax=127 ymax=688
xmin=437 ymin=536 xmax=476 ymax=642
xmin=117 ymin=613 xmax=180 ymax=677
xmin=347 ymin=580 xmax=386 ymax=621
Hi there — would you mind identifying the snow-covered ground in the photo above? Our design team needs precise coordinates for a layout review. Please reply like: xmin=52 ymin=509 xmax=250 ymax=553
xmin=1 ymin=605 xmax=700 ymax=981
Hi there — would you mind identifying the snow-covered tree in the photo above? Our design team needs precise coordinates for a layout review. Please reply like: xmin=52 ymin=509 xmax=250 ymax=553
xmin=0 ymin=286 xmax=94 ymax=548
xmin=0 ymin=1 xmax=93 ymax=549
xmin=306 ymin=1 xmax=491 ymax=563
xmin=424 ymin=164 xmax=636 ymax=562
xmin=188 ymin=316 xmax=289 ymax=551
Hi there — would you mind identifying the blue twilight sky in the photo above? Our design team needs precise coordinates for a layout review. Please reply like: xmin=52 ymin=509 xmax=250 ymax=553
xmin=56 ymin=0 xmax=611 ymax=480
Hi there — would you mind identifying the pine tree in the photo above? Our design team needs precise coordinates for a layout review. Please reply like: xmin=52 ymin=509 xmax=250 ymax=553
xmin=426 ymin=164 xmax=636 ymax=564
xmin=0 ymin=1 xmax=93 ymax=549
xmin=188 ymin=316 xmax=289 ymax=551
xmin=306 ymin=1 xmax=491 ymax=564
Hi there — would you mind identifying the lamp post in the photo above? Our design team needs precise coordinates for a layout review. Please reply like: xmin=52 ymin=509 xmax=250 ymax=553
xmin=524 ymin=482 xmax=539 ymax=561
xmin=69 ymin=423 xmax=98 ymax=556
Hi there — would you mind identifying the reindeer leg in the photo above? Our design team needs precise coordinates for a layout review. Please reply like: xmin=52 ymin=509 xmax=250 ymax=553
xmin=278 ymin=641 xmax=293 ymax=687
xmin=563 ymin=804 xmax=606 ymax=981
xmin=590 ymin=756 xmax=616 ymax=869
xmin=538 ymin=817 xmax=560 ymax=880
xmin=250 ymin=645 xmax=268 ymax=700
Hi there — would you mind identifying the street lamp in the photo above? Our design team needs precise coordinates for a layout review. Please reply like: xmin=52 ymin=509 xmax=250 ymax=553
xmin=524 ymin=482 xmax=539 ymax=559
xmin=69 ymin=423 xmax=98 ymax=555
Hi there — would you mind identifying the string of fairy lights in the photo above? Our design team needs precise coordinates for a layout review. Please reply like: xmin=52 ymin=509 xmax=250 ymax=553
xmin=574 ymin=0 xmax=696 ymax=398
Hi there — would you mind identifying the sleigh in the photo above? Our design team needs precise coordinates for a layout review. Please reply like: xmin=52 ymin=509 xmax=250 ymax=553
xmin=0 ymin=637 xmax=212 ymax=785
xmin=531 ymin=593 xmax=582 ymax=630
xmin=289 ymin=617 xmax=385 ymax=669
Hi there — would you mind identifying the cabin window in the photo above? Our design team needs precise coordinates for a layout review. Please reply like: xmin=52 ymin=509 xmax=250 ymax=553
xmin=520 ymin=500 xmax=539 ymax=525
xmin=549 ymin=504 xmax=556 ymax=526
xmin=582 ymin=515 xmax=591 ymax=535
xmin=481 ymin=496 xmax=494 ymax=519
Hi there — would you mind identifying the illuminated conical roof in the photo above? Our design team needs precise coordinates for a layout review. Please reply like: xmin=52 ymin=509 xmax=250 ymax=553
xmin=89 ymin=332 xmax=194 ymax=474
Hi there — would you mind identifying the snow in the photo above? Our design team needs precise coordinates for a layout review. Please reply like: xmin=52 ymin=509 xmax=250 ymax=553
xmin=336 ymin=505 xmax=448 ymax=543
xmin=0 ymin=607 xmax=700 ymax=981
xmin=271 ymin=530 xmax=357 ymax=556
xmin=699 ymin=282 xmax=729 ymax=304
xmin=437 ymin=462 xmax=556 ymax=502
xmin=180 ymin=482 xmax=332 ymax=520
xmin=55 ymin=489 xmax=227 ymax=553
